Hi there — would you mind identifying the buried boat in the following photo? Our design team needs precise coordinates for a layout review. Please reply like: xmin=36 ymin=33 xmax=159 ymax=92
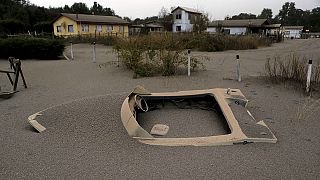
xmin=121 ymin=86 xmax=277 ymax=146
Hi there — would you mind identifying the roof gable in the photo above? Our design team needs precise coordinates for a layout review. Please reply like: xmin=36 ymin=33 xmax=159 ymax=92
xmin=171 ymin=6 xmax=202 ymax=14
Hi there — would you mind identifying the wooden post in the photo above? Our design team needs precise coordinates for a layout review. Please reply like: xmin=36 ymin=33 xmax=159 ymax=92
xmin=93 ymin=42 xmax=96 ymax=63
xmin=306 ymin=59 xmax=313 ymax=93
xmin=236 ymin=55 xmax=241 ymax=82
xmin=187 ymin=49 xmax=191 ymax=77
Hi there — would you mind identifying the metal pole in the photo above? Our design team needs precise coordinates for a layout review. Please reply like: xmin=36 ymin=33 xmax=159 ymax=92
xmin=187 ymin=49 xmax=191 ymax=77
xmin=306 ymin=59 xmax=313 ymax=93
xmin=236 ymin=55 xmax=241 ymax=82
xmin=70 ymin=42 xmax=74 ymax=60
xmin=93 ymin=42 xmax=96 ymax=63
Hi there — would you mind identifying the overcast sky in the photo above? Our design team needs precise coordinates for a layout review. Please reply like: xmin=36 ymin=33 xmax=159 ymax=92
xmin=29 ymin=0 xmax=319 ymax=20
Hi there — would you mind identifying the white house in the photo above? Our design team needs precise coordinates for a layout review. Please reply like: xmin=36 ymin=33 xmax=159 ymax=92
xmin=207 ymin=19 xmax=271 ymax=35
xmin=283 ymin=26 xmax=303 ymax=39
xmin=171 ymin=6 xmax=202 ymax=32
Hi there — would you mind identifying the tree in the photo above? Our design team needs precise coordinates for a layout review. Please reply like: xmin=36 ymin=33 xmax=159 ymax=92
xmin=193 ymin=13 xmax=209 ymax=33
xmin=278 ymin=2 xmax=297 ymax=25
xmin=258 ymin=8 xmax=273 ymax=19
xmin=71 ymin=2 xmax=90 ymax=14
xmin=231 ymin=13 xmax=256 ymax=20
xmin=123 ymin=17 xmax=131 ymax=23
xmin=102 ymin=7 xmax=115 ymax=16
xmin=90 ymin=2 xmax=103 ymax=15
xmin=158 ymin=7 xmax=172 ymax=31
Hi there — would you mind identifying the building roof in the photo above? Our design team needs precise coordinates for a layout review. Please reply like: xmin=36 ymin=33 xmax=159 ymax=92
xmin=56 ymin=13 xmax=129 ymax=25
xmin=283 ymin=26 xmax=304 ymax=29
xmin=264 ymin=24 xmax=282 ymax=28
xmin=130 ymin=23 xmax=163 ymax=29
xmin=208 ymin=19 xmax=270 ymax=27
xmin=171 ymin=6 xmax=202 ymax=14
xmin=145 ymin=23 xmax=164 ymax=28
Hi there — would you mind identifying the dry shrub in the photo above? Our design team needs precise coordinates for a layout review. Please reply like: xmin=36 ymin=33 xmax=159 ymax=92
xmin=114 ymin=34 xmax=204 ymax=77
xmin=265 ymin=54 xmax=320 ymax=91
xmin=197 ymin=34 xmax=271 ymax=52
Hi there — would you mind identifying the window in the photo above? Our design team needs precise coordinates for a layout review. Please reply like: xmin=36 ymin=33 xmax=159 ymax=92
xmin=56 ymin=26 xmax=62 ymax=32
xmin=107 ymin=25 xmax=113 ymax=32
xmin=176 ymin=14 xmax=181 ymax=19
xmin=82 ymin=24 xmax=89 ymax=32
xmin=96 ymin=25 xmax=102 ymax=32
xmin=68 ymin=25 xmax=74 ymax=32
xmin=119 ymin=26 xmax=124 ymax=33
xmin=223 ymin=29 xmax=230 ymax=34
xmin=188 ymin=14 xmax=191 ymax=20
xmin=176 ymin=26 xmax=181 ymax=32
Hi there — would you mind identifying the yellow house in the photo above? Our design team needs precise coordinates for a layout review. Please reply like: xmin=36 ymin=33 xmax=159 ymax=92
xmin=53 ymin=13 xmax=130 ymax=37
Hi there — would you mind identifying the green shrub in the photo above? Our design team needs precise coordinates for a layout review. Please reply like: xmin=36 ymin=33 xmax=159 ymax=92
xmin=33 ymin=21 xmax=52 ymax=33
xmin=0 ymin=19 xmax=26 ymax=34
xmin=0 ymin=38 xmax=65 ymax=59
xmin=64 ymin=35 xmax=118 ymax=46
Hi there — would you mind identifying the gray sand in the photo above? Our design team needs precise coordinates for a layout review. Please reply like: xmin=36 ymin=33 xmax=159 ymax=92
xmin=137 ymin=103 xmax=230 ymax=137
xmin=0 ymin=39 xmax=320 ymax=179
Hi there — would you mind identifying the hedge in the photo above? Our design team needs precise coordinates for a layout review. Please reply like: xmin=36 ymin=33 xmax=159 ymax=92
xmin=0 ymin=38 xmax=65 ymax=59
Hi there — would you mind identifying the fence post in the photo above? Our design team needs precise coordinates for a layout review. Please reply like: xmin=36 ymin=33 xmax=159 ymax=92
xmin=93 ymin=42 xmax=96 ymax=63
xmin=306 ymin=59 xmax=313 ymax=93
xmin=236 ymin=55 xmax=241 ymax=82
xmin=70 ymin=41 xmax=74 ymax=60
xmin=187 ymin=49 xmax=191 ymax=77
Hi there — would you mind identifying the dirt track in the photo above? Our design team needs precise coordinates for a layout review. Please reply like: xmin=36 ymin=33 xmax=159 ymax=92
xmin=0 ymin=39 xmax=319 ymax=179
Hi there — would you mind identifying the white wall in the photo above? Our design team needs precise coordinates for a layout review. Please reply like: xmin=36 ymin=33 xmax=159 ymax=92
xmin=284 ymin=29 xmax=302 ymax=38
xmin=206 ymin=27 xmax=217 ymax=33
xmin=224 ymin=27 xmax=247 ymax=35
xmin=173 ymin=10 xmax=193 ymax=32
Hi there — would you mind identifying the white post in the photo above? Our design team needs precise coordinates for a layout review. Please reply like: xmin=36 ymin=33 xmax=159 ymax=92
xmin=70 ymin=42 xmax=74 ymax=60
xmin=306 ymin=59 xmax=313 ymax=93
xmin=93 ymin=42 xmax=96 ymax=63
xmin=236 ymin=55 xmax=241 ymax=82
xmin=187 ymin=49 xmax=191 ymax=77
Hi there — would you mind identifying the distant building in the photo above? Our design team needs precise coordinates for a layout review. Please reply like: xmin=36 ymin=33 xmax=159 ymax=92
xmin=283 ymin=26 xmax=304 ymax=39
xmin=53 ymin=13 xmax=130 ymax=37
xmin=171 ymin=6 xmax=202 ymax=32
xmin=207 ymin=19 xmax=272 ymax=35
xmin=129 ymin=22 xmax=164 ymax=35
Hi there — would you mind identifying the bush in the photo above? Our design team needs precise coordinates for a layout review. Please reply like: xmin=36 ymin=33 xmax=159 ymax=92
xmin=265 ymin=54 xmax=320 ymax=90
xmin=0 ymin=38 xmax=65 ymax=59
xmin=197 ymin=34 xmax=271 ymax=52
xmin=33 ymin=21 xmax=52 ymax=33
xmin=0 ymin=19 xmax=26 ymax=35
xmin=64 ymin=35 xmax=118 ymax=46
xmin=114 ymin=34 xmax=204 ymax=77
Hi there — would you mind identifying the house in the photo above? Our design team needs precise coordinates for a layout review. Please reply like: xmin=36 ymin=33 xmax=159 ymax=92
xmin=145 ymin=22 xmax=164 ymax=32
xmin=129 ymin=22 xmax=164 ymax=35
xmin=129 ymin=23 xmax=162 ymax=35
xmin=283 ymin=26 xmax=304 ymax=39
xmin=171 ymin=6 xmax=202 ymax=32
xmin=207 ymin=19 xmax=272 ymax=35
xmin=53 ymin=13 xmax=130 ymax=37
